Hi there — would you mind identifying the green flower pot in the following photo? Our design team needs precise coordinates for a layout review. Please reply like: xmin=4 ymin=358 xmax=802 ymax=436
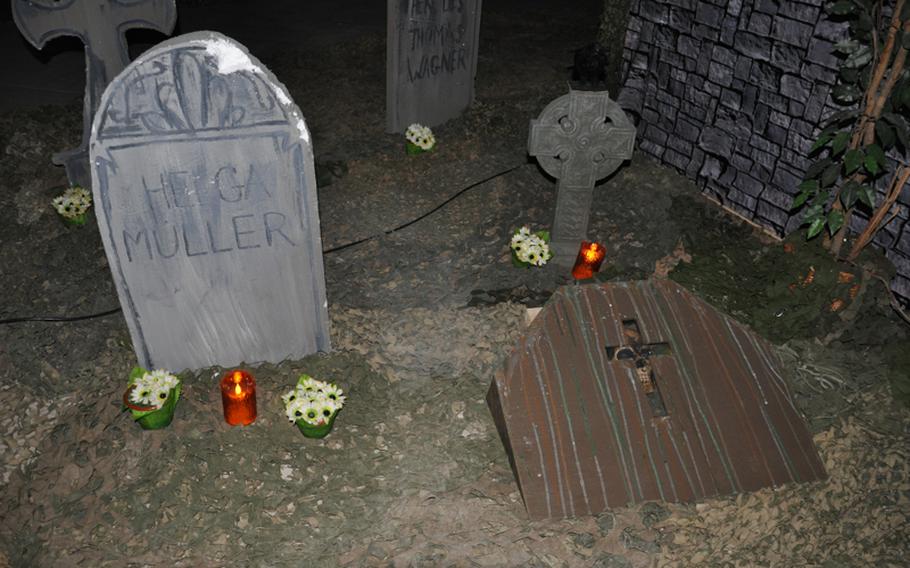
xmin=63 ymin=213 xmax=87 ymax=226
xmin=406 ymin=141 xmax=432 ymax=155
xmin=124 ymin=383 xmax=181 ymax=430
xmin=296 ymin=412 xmax=338 ymax=439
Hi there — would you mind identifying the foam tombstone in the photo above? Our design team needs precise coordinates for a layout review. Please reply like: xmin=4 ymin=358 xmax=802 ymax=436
xmin=90 ymin=32 xmax=331 ymax=371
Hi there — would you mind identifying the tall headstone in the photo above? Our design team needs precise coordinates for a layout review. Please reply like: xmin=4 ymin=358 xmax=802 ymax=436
xmin=90 ymin=31 xmax=331 ymax=372
xmin=528 ymin=90 xmax=636 ymax=264
xmin=12 ymin=0 xmax=177 ymax=190
xmin=386 ymin=0 xmax=482 ymax=133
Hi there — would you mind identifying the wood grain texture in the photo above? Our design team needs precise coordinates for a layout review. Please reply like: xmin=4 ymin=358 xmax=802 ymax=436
xmin=489 ymin=280 xmax=826 ymax=520
xmin=90 ymin=32 xmax=330 ymax=372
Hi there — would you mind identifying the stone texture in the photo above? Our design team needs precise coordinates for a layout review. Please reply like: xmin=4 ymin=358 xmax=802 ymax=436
xmin=619 ymin=0 xmax=910 ymax=304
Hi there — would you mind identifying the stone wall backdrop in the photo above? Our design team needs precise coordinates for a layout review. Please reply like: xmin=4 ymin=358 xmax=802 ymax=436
xmin=616 ymin=0 xmax=910 ymax=304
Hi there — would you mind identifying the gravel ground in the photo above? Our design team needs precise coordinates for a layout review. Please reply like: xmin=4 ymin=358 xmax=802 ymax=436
xmin=1 ymin=0 xmax=909 ymax=565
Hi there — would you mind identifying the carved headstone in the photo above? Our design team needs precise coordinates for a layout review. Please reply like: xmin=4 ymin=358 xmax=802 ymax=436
xmin=12 ymin=0 xmax=177 ymax=190
xmin=90 ymin=32 xmax=331 ymax=372
xmin=386 ymin=0 xmax=482 ymax=133
xmin=528 ymin=90 xmax=636 ymax=264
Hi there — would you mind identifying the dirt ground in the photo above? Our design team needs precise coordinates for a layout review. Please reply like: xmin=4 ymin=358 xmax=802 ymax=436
xmin=1 ymin=1 xmax=909 ymax=566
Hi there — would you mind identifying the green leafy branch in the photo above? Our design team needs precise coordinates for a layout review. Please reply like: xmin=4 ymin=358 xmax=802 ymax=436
xmin=792 ymin=0 xmax=910 ymax=260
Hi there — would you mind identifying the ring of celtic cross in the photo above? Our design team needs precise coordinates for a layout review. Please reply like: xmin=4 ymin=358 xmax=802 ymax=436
xmin=534 ymin=92 xmax=634 ymax=181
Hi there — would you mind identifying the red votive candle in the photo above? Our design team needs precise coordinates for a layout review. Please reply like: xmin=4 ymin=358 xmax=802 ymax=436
xmin=220 ymin=369 xmax=257 ymax=426
xmin=572 ymin=241 xmax=606 ymax=280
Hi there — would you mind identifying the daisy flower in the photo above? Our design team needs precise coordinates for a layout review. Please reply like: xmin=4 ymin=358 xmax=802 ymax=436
xmin=283 ymin=375 xmax=346 ymax=426
xmin=52 ymin=186 xmax=92 ymax=219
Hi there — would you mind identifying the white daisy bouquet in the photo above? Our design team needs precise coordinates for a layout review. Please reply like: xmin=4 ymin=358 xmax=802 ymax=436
xmin=405 ymin=123 xmax=436 ymax=154
xmin=52 ymin=185 xmax=92 ymax=225
xmin=282 ymin=374 xmax=346 ymax=438
xmin=123 ymin=367 xmax=182 ymax=430
xmin=510 ymin=226 xmax=553 ymax=267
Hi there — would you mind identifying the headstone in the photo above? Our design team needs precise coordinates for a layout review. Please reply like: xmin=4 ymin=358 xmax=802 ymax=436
xmin=12 ymin=0 xmax=177 ymax=189
xmin=528 ymin=89 xmax=636 ymax=264
xmin=386 ymin=0 xmax=482 ymax=133
xmin=90 ymin=31 xmax=331 ymax=372
xmin=487 ymin=280 xmax=826 ymax=520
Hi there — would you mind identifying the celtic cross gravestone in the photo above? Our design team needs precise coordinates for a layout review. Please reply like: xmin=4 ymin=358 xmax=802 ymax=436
xmin=12 ymin=0 xmax=177 ymax=189
xmin=90 ymin=32 xmax=331 ymax=372
xmin=528 ymin=90 xmax=636 ymax=264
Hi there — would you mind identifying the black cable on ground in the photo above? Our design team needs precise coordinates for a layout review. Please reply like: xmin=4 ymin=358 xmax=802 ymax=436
xmin=322 ymin=162 xmax=524 ymax=254
xmin=0 ymin=307 xmax=123 ymax=325
xmin=0 ymin=162 xmax=525 ymax=325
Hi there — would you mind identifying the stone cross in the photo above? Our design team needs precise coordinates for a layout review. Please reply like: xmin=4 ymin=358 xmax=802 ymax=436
xmin=528 ymin=89 xmax=636 ymax=264
xmin=12 ymin=0 xmax=177 ymax=189
xmin=605 ymin=318 xmax=671 ymax=417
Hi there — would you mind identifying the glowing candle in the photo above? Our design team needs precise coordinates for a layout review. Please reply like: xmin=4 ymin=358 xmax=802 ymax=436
xmin=571 ymin=241 xmax=606 ymax=280
xmin=220 ymin=369 xmax=257 ymax=426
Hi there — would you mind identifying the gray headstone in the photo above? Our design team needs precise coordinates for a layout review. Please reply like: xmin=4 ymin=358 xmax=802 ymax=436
xmin=90 ymin=31 xmax=331 ymax=372
xmin=12 ymin=0 xmax=177 ymax=190
xmin=386 ymin=0 xmax=482 ymax=133
xmin=528 ymin=90 xmax=636 ymax=264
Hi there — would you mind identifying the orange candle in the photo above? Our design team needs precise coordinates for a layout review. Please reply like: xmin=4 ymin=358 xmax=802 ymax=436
xmin=220 ymin=370 xmax=257 ymax=426
xmin=572 ymin=241 xmax=606 ymax=280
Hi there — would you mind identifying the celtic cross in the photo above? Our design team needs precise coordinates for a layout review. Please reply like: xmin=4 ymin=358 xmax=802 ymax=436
xmin=528 ymin=90 xmax=636 ymax=264
xmin=12 ymin=0 xmax=177 ymax=189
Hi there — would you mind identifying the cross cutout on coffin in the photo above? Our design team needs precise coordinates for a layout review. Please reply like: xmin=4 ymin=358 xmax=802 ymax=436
xmin=528 ymin=90 xmax=636 ymax=264
xmin=605 ymin=319 xmax=671 ymax=417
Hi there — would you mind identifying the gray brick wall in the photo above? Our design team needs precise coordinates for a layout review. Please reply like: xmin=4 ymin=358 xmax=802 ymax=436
xmin=618 ymin=0 xmax=910 ymax=304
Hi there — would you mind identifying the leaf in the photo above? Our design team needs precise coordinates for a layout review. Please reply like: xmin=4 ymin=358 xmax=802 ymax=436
xmin=832 ymin=84 xmax=862 ymax=104
xmin=843 ymin=148 xmax=863 ymax=174
xmin=859 ymin=184 xmax=876 ymax=207
xmin=830 ymin=0 xmax=857 ymax=15
xmin=129 ymin=366 xmax=146 ymax=383
xmin=827 ymin=209 xmax=845 ymax=235
xmin=809 ymin=133 xmax=833 ymax=155
xmin=791 ymin=192 xmax=810 ymax=209
xmin=806 ymin=158 xmax=833 ymax=180
xmin=876 ymin=120 xmax=896 ymax=148
xmin=864 ymin=154 xmax=880 ymax=175
xmin=807 ymin=217 xmax=826 ymax=239
xmin=865 ymin=142 xmax=886 ymax=165
xmin=798 ymin=179 xmax=820 ymax=193
xmin=831 ymin=131 xmax=851 ymax=156
xmin=821 ymin=163 xmax=842 ymax=187
xmin=840 ymin=179 xmax=860 ymax=207
xmin=881 ymin=114 xmax=909 ymax=150
xmin=805 ymin=203 xmax=825 ymax=219
xmin=810 ymin=188 xmax=831 ymax=207
xmin=833 ymin=38 xmax=861 ymax=54
xmin=824 ymin=110 xmax=861 ymax=128
xmin=854 ymin=12 xmax=874 ymax=36
xmin=843 ymin=45 xmax=873 ymax=69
